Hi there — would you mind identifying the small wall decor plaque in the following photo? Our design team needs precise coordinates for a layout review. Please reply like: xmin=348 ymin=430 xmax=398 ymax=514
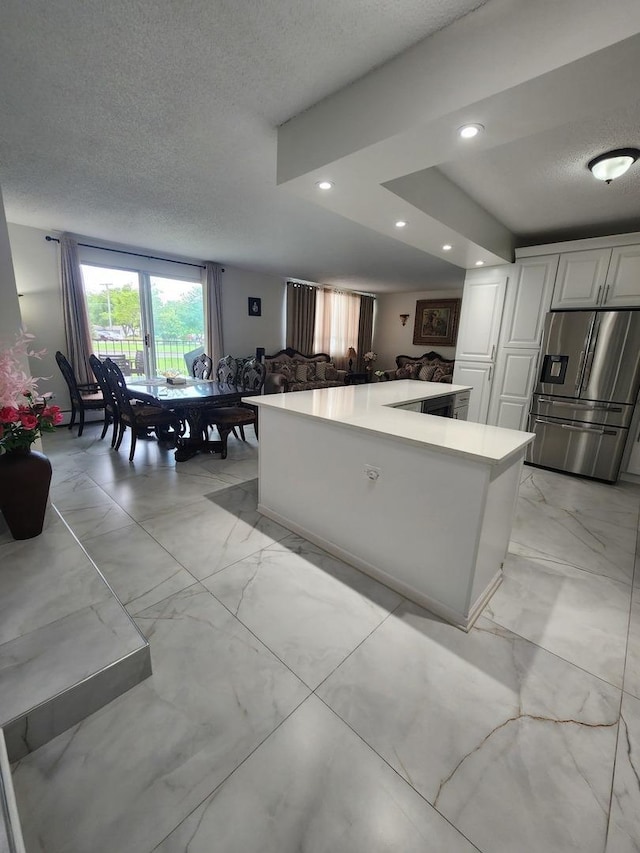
xmin=413 ymin=298 xmax=461 ymax=347
xmin=248 ymin=297 xmax=262 ymax=317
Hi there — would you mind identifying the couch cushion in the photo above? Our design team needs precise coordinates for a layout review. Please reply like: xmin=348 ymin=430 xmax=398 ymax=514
xmin=315 ymin=361 xmax=337 ymax=380
xmin=294 ymin=362 xmax=309 ymax=382
xmin=418 ymin=363 xmax=437 ymax=381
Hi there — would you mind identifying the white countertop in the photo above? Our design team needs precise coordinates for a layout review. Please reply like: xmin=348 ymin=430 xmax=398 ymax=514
xmin=246 ymin=380 xmax=535 ymax=465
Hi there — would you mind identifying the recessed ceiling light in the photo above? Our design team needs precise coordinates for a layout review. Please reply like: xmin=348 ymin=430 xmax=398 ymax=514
xmin=442 ymin=244 xmax=452 ymax=251
xmin=475 ymin=260 xmax=485 ymax=266
xmin=395 ymin=220 xmax=407 ymax=228
xmin=587 ymin=148 xmax=640 ymax=183
xmin=316 ymin=180 xmax=334 ymax=190
xmin=459 ymin=124 xmax=483 ymax=139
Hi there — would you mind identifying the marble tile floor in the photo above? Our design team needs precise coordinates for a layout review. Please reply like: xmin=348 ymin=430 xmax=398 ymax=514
xmin=9 ymin=427 xmax=640 ymax=852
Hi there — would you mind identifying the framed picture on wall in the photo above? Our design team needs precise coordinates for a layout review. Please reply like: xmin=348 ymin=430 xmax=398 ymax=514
xmin=412 ymin=298 xmax=461 ymax=347
xmin=248 ymin=297 xmax=262 ymax=317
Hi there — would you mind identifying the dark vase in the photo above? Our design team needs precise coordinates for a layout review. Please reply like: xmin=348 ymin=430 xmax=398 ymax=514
xmin=0 ymin=447 xmax=52 ymax=540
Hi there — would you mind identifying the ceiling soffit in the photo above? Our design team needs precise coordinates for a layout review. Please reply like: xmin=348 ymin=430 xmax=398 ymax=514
xmin=277 ymin=0 xmax=640 ymax=269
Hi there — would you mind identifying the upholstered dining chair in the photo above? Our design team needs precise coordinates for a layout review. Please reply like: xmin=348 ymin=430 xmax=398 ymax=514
xmin=103 ymin=358 xmax=182 ymax=462
xmin=88 ymin=354 xmax=119 ymax=446
xmin=191 ymin=353 xmax=213 ymax=380
xmin=205 ymin=358 xmax=266 ymax=459
xmin=215 ymin=355 xmax=241 ymax=384
xmin=55 ymin=351 xmax=106 ymax=436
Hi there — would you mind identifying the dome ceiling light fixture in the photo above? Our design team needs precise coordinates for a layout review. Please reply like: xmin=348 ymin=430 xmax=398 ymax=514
xmin=587 ymin=148 xmax=640 ymax=184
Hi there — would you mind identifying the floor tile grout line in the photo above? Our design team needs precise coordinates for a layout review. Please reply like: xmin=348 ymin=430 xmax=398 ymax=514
xmin=505 ymin=547 xmax=637 ymax=589
xmin=601 ymin=503 xmax=640 ymax=843
xmin=312 ymin=694 xmax=485 ymax=853
xmin=481 ymin=610 xmax=630 ymax=694
xmin=148 ymin=690 xmax=316 ymax=853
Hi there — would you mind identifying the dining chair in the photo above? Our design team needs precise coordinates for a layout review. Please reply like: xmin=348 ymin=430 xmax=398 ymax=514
xmin=88 ymin=354 xmax=119 ymax=446
xmin=191 ymin=353 xmax=213 ymax=380
xmin=55 ymin=351 xmax=106 ymax=436
xmin=214 ymin=355 xmax=241 ymax=384
xmin=103 ymin=358 xmax=182 ymax=462
xmin=205 ymin=359 xmax=266 ymax=459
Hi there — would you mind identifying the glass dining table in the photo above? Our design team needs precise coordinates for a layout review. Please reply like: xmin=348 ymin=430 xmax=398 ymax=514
xmin=126 ymin=377 xmax=257 ymax=462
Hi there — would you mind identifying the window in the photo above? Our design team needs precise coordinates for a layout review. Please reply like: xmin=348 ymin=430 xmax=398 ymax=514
xmin=81 ymin=263 xmax=205 ymax=377
xmin=313 ymin=288 xmax=361 ymax=358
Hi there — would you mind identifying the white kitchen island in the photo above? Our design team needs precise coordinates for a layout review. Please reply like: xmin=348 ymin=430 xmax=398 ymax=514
xmin=248 ymin=380 xmax=534 ymax=630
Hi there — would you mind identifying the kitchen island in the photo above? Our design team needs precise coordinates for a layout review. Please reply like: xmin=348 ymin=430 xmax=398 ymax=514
xmin=248 ymin=381 xmax=534 ymax=630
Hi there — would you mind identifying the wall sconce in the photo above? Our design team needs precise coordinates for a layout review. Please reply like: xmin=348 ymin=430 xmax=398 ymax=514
xmin=400 ymin=314 xmax=409 ymax=326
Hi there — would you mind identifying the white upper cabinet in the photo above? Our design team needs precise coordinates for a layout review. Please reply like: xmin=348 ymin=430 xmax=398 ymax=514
xmin=603 ymin=245 xmax=640 ymax=307
xmin=455 ymin=274 xmax=508 ymax=362
xmin=500 ymin=255 xmax=558 ymax=347
xmin=551 ymin=249 xmax=612 ymax=309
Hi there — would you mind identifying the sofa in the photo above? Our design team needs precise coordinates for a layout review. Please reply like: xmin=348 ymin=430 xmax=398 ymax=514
xmin=385 ymin=351 xmax=455 ymax=383
xmin=264 ymin=348 xmax=347 ymax=393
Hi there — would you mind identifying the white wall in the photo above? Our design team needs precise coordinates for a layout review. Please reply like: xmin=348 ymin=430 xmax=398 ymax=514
xmin=372 ymin=287 xmax=463 ymax=370
xmin=7 ymin=224 xmax=66 ymax=406
xmin=7 ymin=224 xmax=288 ymax=414
xmin=221 ymin=267 xmax=285 ymax=358
xmin=0 ymin=190 xmax=25 ymax=364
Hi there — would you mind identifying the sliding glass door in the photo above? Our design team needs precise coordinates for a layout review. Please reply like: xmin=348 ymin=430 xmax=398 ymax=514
xmin=81 ymin=265 xmax=205 ymax=377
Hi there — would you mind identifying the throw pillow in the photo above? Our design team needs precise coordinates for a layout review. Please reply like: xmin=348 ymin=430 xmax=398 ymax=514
xmin=294 ymin=362 xmax=309 ymax=382
xmin=418 ymin=364 xmax=437 ymax=381
xmin=315 ymin=361 xmax=328 ymax=380
xmin=325 ymin=364 xmax=338 ymax=380
xmin=406 ymin=362 xmax=421 ymax=379
xmin=432 ymin=366 xmax=453 ymax=383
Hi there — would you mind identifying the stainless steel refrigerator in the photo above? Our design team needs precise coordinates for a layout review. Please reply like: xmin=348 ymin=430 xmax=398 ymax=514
xmin=527 ymin=310 xmax=640 ymax=482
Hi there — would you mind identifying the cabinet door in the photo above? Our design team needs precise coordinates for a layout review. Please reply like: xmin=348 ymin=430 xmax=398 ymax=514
xmin=551 ymin=249 xmax=611 ymax=309
xmin=623 ymin=430 xmax=640 ymax=477
xmin=603 ymin=245 xmax=640 ymax=307
xmin=501 ymin=256 xmax=558 ymax=347
xmin=487 ymin=349 xmax=539 ymax=430
xmin=452 ymin=361 xmax=492 ymax=424
xmin=456 ymin=275 xmax=507 ymax=362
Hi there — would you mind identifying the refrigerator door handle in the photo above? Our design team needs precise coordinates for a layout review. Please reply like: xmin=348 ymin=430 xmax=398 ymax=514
xmin=578 ymin=313 xmax=601 ymax=396
xmin=537 ymin=398 xmax=622 ymax=412
xmin=574 ymin=350 xmax=586 ymax=395
xmin=560 ymin=423 xmax=607 ymax=435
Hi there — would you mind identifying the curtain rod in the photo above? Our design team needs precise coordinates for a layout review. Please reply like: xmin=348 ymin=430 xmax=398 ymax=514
xmin=44 ymin=235 xmax=209 ymax=270
xmin=287 ymin=279 xmax=376 ymax=298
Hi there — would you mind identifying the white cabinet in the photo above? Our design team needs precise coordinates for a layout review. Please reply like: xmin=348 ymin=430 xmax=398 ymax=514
xmin=501 ymin=255 xmax=558 ymax=347
xmin=454 ymin=272 xmax=508 ymax=424
xmin=455 ymin=275 xmax=507 ymax=362
xmin=551 ymin=249 xmax=611 ymax=309
xmin=486 ymin=255 xmax=557 ymax=430
xmin=487 ymin=349 xmax=539 ymax=430
xmin=604 ymin=245 xmax=640 ymax=307
xmin=624 ymin=432 xmax=640 ymax=477
xmin=453 ymin=361 xmax=493 ymax=424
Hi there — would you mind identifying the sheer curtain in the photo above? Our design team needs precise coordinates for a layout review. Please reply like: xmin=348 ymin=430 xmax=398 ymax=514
xmin=60 ymin=234 xmax=93 ymax=384
xmin=314 ymin=288 xmax=361 ymax=366
xmin=203 ymin=262 xmax=224 ymax=366
xmin=286 ymin=282 xmax=316 ymax=352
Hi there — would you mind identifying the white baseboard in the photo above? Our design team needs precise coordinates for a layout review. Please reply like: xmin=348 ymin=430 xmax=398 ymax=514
xmin=258 ymin=503 xmax=499 ymax=631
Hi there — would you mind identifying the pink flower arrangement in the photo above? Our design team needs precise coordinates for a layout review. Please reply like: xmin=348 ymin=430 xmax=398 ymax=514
xmin=0 ymin=329 xmax=62 ymax=451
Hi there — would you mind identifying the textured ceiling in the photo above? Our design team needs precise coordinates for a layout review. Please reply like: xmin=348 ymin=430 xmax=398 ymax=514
xmin=0 ymin=0 xmax=489 ymax=293
xmin=2 ymin=0 xmax=639 ymax=295
xmin=440 ymin=104 xmax=640 ymax=244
